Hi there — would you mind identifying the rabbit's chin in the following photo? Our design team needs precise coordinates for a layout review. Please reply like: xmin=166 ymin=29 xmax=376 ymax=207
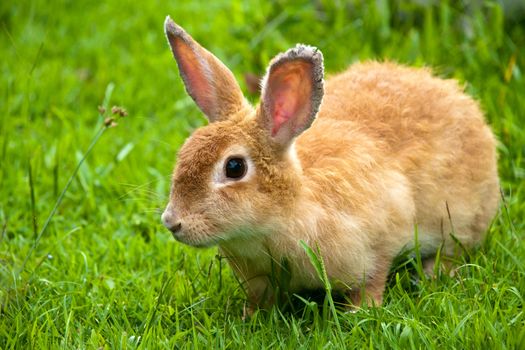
xmin=172 ymin=232 xmax=222 ymax=248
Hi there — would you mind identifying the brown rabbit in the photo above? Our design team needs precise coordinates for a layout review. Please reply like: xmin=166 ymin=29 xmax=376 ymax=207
xmin=161 ymin=17 xmax=499 ymax=311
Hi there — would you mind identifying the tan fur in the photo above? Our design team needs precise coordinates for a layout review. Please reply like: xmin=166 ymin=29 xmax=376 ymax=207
xmin=162 ymin=17 xmax=500 ymax=311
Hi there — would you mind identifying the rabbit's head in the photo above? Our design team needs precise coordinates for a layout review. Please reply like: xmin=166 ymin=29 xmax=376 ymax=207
xmin=161 ymin=17 xmax=324 ymax=247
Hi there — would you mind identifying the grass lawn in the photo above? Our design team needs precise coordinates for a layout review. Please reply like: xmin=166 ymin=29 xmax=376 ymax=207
xmin=1 ymin=0 xmax=524 ymax=348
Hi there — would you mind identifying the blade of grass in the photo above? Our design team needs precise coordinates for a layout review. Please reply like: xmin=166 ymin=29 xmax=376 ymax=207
xmin=299 ymin=240 xmax=343 ymax=338
xmin=27 ymin=160 xmax=38 ymax=238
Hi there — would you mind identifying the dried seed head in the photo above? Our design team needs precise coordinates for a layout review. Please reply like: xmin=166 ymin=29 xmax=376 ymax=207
xmin=98 ymin=105 xmax=106 ymax=114
xmin=111 ymin=106 xmax=128 ymax=117
xmin=104 ymin=117 xmax=115 ymax=127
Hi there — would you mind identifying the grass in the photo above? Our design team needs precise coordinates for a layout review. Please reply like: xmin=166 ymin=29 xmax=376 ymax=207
xmin=1 ymin=0 xmax=524 ymax=348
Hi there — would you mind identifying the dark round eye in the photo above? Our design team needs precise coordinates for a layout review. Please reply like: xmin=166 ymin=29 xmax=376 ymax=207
xmin=225 ymin=157 xmax=247 ymax=179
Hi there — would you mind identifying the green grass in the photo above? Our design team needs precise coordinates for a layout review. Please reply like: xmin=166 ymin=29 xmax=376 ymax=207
xmin=1 ymin=0 xmax=524 ymax=348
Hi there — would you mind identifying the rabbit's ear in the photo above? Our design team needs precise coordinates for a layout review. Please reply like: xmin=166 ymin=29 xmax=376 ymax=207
xmin=260 ymin=45 xmax=324 ymax=147
xmin=165 ymin=17 xmax=245 ymax=122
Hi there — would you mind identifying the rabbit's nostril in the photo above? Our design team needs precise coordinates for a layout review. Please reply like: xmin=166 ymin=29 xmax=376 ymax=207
xmin=161 ymin=204 xmax=181 ymax=234
xmin=168 ymin=222 xmax=182 ymax=236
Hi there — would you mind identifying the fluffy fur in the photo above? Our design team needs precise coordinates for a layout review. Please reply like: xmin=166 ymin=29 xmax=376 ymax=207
xmin=161 ymin=17 xmax=500 ymax=311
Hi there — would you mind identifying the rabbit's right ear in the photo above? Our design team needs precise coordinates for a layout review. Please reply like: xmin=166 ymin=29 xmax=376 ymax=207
xmin=259 ymin=45 xmax=324 ymax=148
xmin=165 ymin=17 xmax=245 ymax=123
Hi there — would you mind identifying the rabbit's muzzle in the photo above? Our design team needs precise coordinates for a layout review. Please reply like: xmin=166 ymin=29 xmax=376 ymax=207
xmin=161 ymin=203 xmax=182 ymax=236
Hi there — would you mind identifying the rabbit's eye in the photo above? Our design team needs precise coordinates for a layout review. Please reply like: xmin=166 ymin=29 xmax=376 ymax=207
xmin=225 ymin=157 xmax=247 ymax=179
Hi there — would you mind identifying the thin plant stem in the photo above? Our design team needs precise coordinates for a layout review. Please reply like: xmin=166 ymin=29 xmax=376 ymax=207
xmin=18 ymin=125 xmax=108 ymax=276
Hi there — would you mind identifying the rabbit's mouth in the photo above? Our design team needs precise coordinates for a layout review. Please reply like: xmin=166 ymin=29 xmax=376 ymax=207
xmin=162 ymin=203 xmax=223 ymax=247
xmin=169 ymin=218 xmax=227 ymax=248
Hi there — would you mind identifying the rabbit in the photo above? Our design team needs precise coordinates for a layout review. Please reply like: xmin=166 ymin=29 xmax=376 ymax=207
xmin=161 ymin=16 xmax=500 ymax=312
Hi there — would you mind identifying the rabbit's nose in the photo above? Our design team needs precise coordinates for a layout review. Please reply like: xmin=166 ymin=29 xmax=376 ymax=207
xmin=161 ymin=205 xmax=182 ymax=236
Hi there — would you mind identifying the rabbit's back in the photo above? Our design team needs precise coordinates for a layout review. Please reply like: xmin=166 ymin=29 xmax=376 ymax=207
xmin=297 ymin=61 xmax=499 ymax=252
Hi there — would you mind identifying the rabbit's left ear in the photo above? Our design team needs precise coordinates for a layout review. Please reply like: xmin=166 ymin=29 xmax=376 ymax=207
xmin=259 ymin=45 xmax=324 ymax=148
xmin=165 ymin=17 xmax=245 ymax=123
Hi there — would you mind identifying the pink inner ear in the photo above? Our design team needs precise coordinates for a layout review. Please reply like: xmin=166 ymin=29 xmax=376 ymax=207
xmin=173 ymin=38 xmax=215 ymax=117
xmin=271 ymin=94 xmax=297 ymax=136
xmin=269 ymin=71 xmax=310 ymax=137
